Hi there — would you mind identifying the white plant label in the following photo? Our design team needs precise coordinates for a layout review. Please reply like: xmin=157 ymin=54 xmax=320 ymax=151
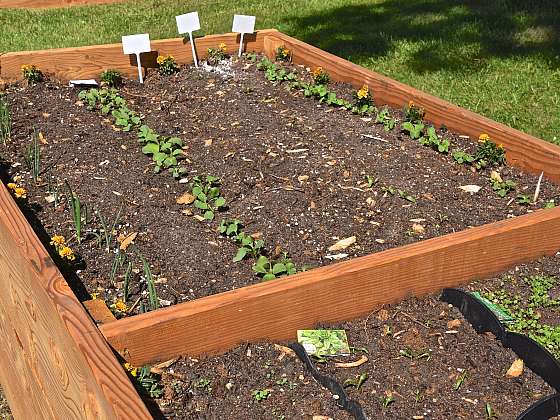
xmin=232 ymin=14 xmax=255 ymax=57
xmin=122 ymin=33 xmax=151 ymax=83
xmin=176 ymin=12 xmax=201 ymax=68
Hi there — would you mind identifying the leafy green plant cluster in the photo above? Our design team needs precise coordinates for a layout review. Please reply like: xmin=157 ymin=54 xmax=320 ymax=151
xmin=137 ymin=366 xmax=163 ymax=398
xmin=0 ymin=94 xmax=11 ymax=144
xmin=207 ymin=43 xmax=228 ymax=63
xmin=404 ymin=100 xmax=424 ymax=123
xmin=452 ymin=150 xmax=475 ymax=164
xmin=275 ymin=46 xmax=291 ymax=61
xmin=78 ymin=88 xmax=140 ymax=131
xmin=252 ymin=389 xmax=271 ymax=402
xmin=138 ymin=125 xmax=186 ymax=177
xmin=302 ymin=83 xmax=348 ymax=106
xmin=312 ymin=67 xmax=330 ymax=85
xmin=482 ymin=275 xmax=560 ymax=358
xmin=253 ymin=253 xmax=297 ymax=281
xmin=475 ymin=137 xmax=506 ymax=168
xmin=190 ymin=175 xmax=226 ymax=220
xmin=257 ymin=58 xmax=298 ymax=83
xmin=375 ymin=107 xmax=396 ymax=132
xmin=490 ymin=177 xmax=516 ymax=197
xmin=401 ymin=121 xmax=425 ymax=140
xmin=100 ymin=69 xmax=122 ymax=87
xmin=382 ymin=185 xmax=416 ymax=203
xmin=419 ymin=126 xmax=450 ymax=153
xmin=352 ymin=85 xmax=375 ymax=115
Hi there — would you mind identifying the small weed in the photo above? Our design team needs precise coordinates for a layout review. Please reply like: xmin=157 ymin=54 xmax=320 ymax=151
xmin=137 ymin=366 xmax=163 ymax=398
xmin=485 ymin=402 xmax=498 ymax=419
xmin=398 ymin=189 xmax=416 ymax=203
xmin=364 ymin=175 xmax=378 ymax=188
xmin=275 ymin=46 xmax=291 ymax=62
xmin=195 ymin=378 xmax=212 ymax=393
xmin=21 ymin=64 xmax=43 ymax=84
xmin=343 ymin=372 xmax=368 ymax=390
xmin=100 ymin=69 xmax=122 ymax=87
xmin=375 ymin=106 xmax=396 ymax=131
xmin=381 ymin=392 xmax=395 ymax=408
xmin=95 ymin=205 xmax=122 ymax=251
xmin=244 ymin=52 xmax=257 ymax=62
xmin=123 ymin=260 xmax=133 ymax=302
xmin=233 ymin=232 xmax=264 ymax=262
xmin=190 ymin=175 xmax=226 ymax=220
xmin=252 ymin=389 xmax=271 ymax=402
xmin=218 ymin=219 xmax=242 ymax=237
xmin=157 ymin=55 xmax=180 ymax=75
xmin=544 ymin=199 xmax=556 ymax=209
xmin=0 ymin=94 xmax=11 ymax=144
xmin=517 ymin=194 xmax=531 ymax=205
xmin=453 ymin=370 xmax=468 ymax=390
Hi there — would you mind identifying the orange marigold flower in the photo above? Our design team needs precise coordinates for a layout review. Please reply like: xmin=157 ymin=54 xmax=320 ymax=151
xmin=14 ymin=187 xmax=27 ymax=199
xmin=113 ymin=299 xmax=128 ymax=313
xmin=218 ymin=43 xmax=227 ymax=51
xmin=408 ymin=100 xmax=414 ymax=108
xmin=50 ymin=235 xmax=66 ymax=248
xmin=478 ymin=133 xmax=490 ymax=142
xmin=312 ymin=67 xmax=323 ymax=77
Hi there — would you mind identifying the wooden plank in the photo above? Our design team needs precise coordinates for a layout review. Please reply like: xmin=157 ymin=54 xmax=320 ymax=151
xmin=0 ymin=183 xmax=151 ymax=419
xmin=263 ymin=34 xmax=560 ymax=183
xmin=0 ymin=0 xmax=121 ymax=8
xmin=0 ymin=30 xmax=279 ymax=82
xmin=101 ymin=207 xmax=560 ymax=366
xmin=83 ymin=299 xmax=117 ymax=325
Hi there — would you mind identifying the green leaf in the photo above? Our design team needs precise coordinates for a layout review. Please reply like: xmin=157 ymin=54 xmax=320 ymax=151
xmin=142 ymin=143 xmax=159 ymax=155
xmin=203 ymin=210 xmax=214 ymax=220
xmin=194 ymin=200 xmax=209 ymax=210
xmin=214 ymin=197 xmax=226 ymax=208
xmin=192 ymin=186 xmax=202 ymax=196
xmin=272 ymin=263 xmax=287 ymax=275
xmin=233 ymin=247 xmax=248 ymax=262
xmin=262 ymin=273 xmax=276 ymax=281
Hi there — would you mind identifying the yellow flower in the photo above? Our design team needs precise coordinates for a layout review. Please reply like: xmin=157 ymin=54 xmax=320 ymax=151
xmin=14 ymin=187 xmax=27 ymax=199
xmin=357 ymin=85 xmax=369 ymax=100
xmin=113 ymin=299 xmax=128 ymax=313
xmin=219 ymin=43 xmax=227 ymax=51
xmin=281 ymin=48 xmax=290 ymax=57
xmin=6 ymin=182 xmax=16 ymax=190
xmin=90 ymin=292 xmax=99 ymax=300
xmin=50 ymin=235 xmax=66 ymax=247
xmin=498 ymin=143 xmax=504 ymax=149
xmin=123 ymin=362 xmax=138 ymax=377
xmin=58 ymin=246 xmax=76 ymax=261
xmin=156 ymin=55 xmax=165 ymax=65
xmin=479 ymin=133 xmax=490 ymax=142
xmin=21 ymin=64 xmax=33 ymax=72
xmin=408 ymin=100 xmax=414 ymax=108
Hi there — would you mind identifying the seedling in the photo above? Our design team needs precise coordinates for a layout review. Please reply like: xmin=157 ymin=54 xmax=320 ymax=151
xmin=364 ymin=175 xmax=378 ymax=188
xmin=140 ymin=255 xmax=159 ymax=311
xmin=517 ymin=194 xmax=531 ymax=205
xmin=109 ymin=249 xmax=126 ymax=286
xmin=244 ymin=52 xmax=257 ymax=62
xmin=252 ymin=253 xmax=297 ymax=280
xmin=95 ymin=205 xmax=122 ymax=251
xmin=25 ymin=129 xmax=41 ymax=183
xmin=419 ymin=126 xmax=450 ymax=153
xmin=218 ymin=219 xmax=242 ymax=237
xmin=233 ymin=232 xmax=264 ymax=262
xmin=490 ymin=177 xmax=516 ymax=197
xmin=453 ymin=370 xmax=468 ymax=390
xmin=65 ymin=181 xmax=87 ymax=244
xmin=156 ymin=55 xmax=180 ymax=75
xmin=544 ymin=199 xmax=556 ymax=209
xmin=382 ymin=185 xmax=397 ymax=195
xmin=297 ymin=329 xmax=350 ymax=356
xmin=399 ymin=347 xmax=430 ymax=360
xmin=251 ymin=389 xmax=271 ymax=402
xmin=398 ymin=189 xmax=416 ymax=203
xmin=191 ymin=175 xmax=226 ymax=220
xmin=100 ymin=69 xmax=122 ymax=87
xmin=485 ymin=402 xmax=498 ymax=419
xmin=112 ymin=105 xmax=141 ymax=132
xmin=123 ymin=260 xmax=133 ymax=302
xmin=375 ymin=106 xmax=396 ymax=131
xmin=21 ymin=64 xmax=43 ymax=84
xmin=381 ymin=392 xmax=395 ymax=408
xmin=452 ymin=150 xmax=475 ymax=164
xmin=195 ymin=378 xmax=212 ymax=393
xmin=0 ymin=94 xmax=11 ymax=144
xmin=343 ymin=372 xmax=368 ymax=391
xmin=402 ymin=121 xmax=425 ymax=140
xmin=138 ymin=125 xmax=185 ymax=176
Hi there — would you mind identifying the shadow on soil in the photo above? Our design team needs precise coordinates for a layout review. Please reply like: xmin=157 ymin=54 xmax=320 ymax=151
xmin=285 ymin=0 xmax=560 ymax=73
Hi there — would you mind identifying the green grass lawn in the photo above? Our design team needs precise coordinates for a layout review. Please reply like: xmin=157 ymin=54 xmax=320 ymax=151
xmin=1 ymin=0 xmax=559 ymax=143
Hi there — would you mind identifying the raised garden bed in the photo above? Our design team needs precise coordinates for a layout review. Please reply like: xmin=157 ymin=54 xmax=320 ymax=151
xmin=1 ymin=29 xmax=560 ymax=419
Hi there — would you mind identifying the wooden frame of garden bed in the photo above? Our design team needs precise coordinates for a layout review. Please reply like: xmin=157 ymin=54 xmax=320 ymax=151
xmin=2 ymin=29 xmax=560 ymax=418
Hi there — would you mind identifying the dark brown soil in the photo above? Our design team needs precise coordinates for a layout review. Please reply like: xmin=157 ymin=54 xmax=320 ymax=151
xmin=156 ymin=343 xmax=352 ymax=419
xmin=152 ymin=294 xmax=552 ymax=419
xmin=3 ymin=55 xmax=560 ymax=314
xmin=0 ymin=387 xmax=12 ymax=419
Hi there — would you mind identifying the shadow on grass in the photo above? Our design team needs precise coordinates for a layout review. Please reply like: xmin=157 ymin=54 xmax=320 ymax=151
xmin=284 ymin=0 xmax=560 ymax=73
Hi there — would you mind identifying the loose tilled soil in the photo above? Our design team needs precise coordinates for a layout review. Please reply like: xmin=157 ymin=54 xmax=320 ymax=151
xmin=153 ymin=292 xmax=554 ymax=419
xmin=0 ymin=387 xmax=12 ymax=419
xmin=3 ymin=55 xmax=560 ymax=313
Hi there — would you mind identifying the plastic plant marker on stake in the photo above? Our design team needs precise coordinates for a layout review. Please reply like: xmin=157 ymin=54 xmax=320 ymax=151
xmin=232 ymin=14 xmax=255 ymax=57
xmin=176 ymin=12 xmax=201 ymax=68
xmin=122 ymin=34 xmax=151 ymax=84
